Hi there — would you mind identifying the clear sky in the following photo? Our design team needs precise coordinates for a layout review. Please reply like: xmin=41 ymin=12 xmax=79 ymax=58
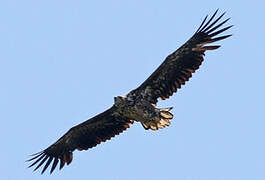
xmin=1 ymin=0 xmax=265 ymax=179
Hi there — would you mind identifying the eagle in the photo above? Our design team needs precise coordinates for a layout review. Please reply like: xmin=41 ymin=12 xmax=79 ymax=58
xmin=28 ymin=10 xmax=232 ymax=174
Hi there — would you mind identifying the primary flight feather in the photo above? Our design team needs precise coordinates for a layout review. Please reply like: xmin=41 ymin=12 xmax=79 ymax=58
xmin=28 ymin=10 xmax=232 ymax=174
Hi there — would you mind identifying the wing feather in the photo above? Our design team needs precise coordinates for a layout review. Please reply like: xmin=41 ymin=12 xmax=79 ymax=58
xmin=27 ymin=106 xmax=133 ymax=174
xmin=131 ymin=10 xmax=232 ymax=104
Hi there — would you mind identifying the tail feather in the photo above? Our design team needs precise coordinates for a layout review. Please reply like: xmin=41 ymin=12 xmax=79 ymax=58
xmin=141 ymin=107 xmax=173 ymax=130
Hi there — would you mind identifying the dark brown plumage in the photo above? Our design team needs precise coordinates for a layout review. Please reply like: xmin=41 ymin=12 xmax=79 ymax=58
xmin=28 ymin=106 xmax=133 ymax=174
xmin=27 ymin=9 xmax=232 ymax=174
xmin=131 ymin=10 xmax=232 ymax=104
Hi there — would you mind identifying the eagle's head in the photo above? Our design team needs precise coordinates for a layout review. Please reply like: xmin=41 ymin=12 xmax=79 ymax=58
xmin=114 ymin=96 xmax=126 ymax=107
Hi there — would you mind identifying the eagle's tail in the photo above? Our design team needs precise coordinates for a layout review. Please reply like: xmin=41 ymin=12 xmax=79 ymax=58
xmin=141 ymin=107 xmax=173 ymax=130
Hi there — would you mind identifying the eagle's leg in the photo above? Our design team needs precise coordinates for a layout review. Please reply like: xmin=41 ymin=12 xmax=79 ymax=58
xmin=141 ymin=107 xmax=173 ymax=130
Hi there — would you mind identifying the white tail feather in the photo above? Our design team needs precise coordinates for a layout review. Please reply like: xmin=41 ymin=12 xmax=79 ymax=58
xmin=141 ymin=107 xmax=173 ymax=130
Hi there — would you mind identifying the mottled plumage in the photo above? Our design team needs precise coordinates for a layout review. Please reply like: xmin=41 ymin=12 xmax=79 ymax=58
xmin=28 ymin=10 xmax=232 ymax=174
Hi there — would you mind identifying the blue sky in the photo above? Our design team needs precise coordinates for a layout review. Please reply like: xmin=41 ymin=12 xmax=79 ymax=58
xmin=1 ymin=0 xmax=265 ymax=179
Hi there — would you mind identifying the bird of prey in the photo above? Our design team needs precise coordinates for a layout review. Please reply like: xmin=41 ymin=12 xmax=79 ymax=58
xmin=27 ymin=10 xmax=232 ymax=174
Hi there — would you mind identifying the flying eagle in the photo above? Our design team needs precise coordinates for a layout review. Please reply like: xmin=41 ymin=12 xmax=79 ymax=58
xmin=28 ymin=10 xmax=232 ymax=174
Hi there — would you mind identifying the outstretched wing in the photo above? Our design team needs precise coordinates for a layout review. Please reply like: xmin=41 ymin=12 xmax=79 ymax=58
xmin=27 ymin=106 xmax=133 ymax=174
xmin=131 ymin=10 xmax=232 ymax=104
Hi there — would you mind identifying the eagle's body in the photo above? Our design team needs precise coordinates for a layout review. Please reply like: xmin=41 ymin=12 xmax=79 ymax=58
xmin=114 ymin=95 xmax=173 ymax=130
xmin=28 ymin=10 xmax=232 ymax=174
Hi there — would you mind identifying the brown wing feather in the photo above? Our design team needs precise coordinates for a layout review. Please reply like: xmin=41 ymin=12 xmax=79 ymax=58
xmin=132 ymin=10 xmax=232 ymax=104
xmin=27 ymin=106 xmax=133 ymax=174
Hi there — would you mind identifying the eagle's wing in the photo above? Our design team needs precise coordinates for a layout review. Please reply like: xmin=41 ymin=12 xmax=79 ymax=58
xmin=27 ymin=106 xmax=133 ymax=174
xmin=131 ymin=10 xmax=232 ymax=104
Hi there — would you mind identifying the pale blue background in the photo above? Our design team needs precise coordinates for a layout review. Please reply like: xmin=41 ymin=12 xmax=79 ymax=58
xmin=1 ymin=0 xmax=265 ymax=179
